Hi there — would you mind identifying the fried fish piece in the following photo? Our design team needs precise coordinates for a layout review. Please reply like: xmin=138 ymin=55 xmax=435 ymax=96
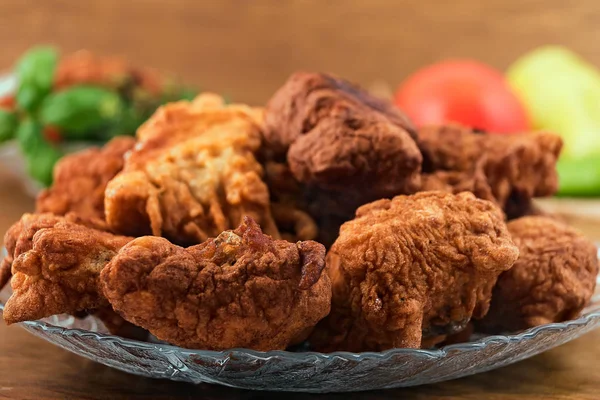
xmin=311 ymin=191 xmax=518 ymax=352
xmin=2 ymin=214 xmax=131 ymax=324
xmin=418 ymin=124 xmax=563 ymax=214
xmin=478 ymin=216 xmax=598 ymax=332
xmin=264 ymin=72 xmax=416 ymax=153
xmin=264 ymin=72 xmax=421 ymax=205
xmin=100 ymin=217 xmax=331 ymax=351
xmin=104 ymin=97 xmax=279 ymax=245
xmin=36 ymin=136 xmax=135 ymax=221
xmin=0 ymin=213 xmax=110 ymax=291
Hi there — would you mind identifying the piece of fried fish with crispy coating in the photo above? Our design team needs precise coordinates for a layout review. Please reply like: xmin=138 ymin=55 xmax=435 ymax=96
xmin=2 ymin=214 xmax=131 ymax=324
xmin=263 ymin=72 xmax=421 ymax=206
xmin=311 ymin=191 xmax=518 ymax=352
xmin=101 ymin=217 xmax=331 ymax=351
xmin=478 ymin=216 xmax=598 ymax=332
xmin=0 ymin=213 xmax=110 ymax=291
xmin=417 ymin=124 xmax=563 ymax=216
xmin=104 ymin=96 xmax=279 ymax=246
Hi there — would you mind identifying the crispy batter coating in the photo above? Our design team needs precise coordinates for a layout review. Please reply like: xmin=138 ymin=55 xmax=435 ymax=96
xmin=287 ymin=109 xmax=422 ymax=197
xmin=100 ymin=217 xmax=331 ymax=351
xmin=479 ymin=216 xmax=598 ymax=332
xmin=36 ymin=136 xmax=135 ymax=221
xmin=0 ymin=213 xmax=109 ymax=291
xmin=264 ymin=72 xmax=421 ymax=203
xmin=420 ymin=158 xmax=494 ymax=203
xmin=3 ymin=214 xmax=131 ymax=324
xmin=191 ymin=92 xmax=265 ymax=125
xmin=311 ymin=191 xmax=518 ymax=352
xmin=1 ymin=214 xmax=63 ymax=292
xmin=104 ymin=96 xmax=279 ymax=245
xmin=418 ymin=124 xmax=563 ymax=213
xmin=264 ymin=72 xmax=416 ymax=152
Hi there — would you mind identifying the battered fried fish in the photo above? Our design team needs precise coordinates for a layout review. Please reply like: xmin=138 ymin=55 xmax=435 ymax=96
xmin=479 ymin=216 xmax=598 ymax=332
xmin=0 ymin=213 xmax=110 ymax=291
xmin=418 ymin=124 xmax=562 ymax=215
xmin=264 ymin=72 xmax=421 ymax=206
xmin=100 ymin=217 xmax=331 ymax=351
xmin=311 ymin=191 xmax=519 ymax=352
xmin=104 ymin=96 xmax=279 ymax=245
xmin=2 ymin=214 xmax=131 ymax=324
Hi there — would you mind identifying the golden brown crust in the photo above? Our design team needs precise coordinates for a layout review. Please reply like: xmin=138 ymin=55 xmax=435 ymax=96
xmin=286 ymin=108 xmax=422 ymax=198
xmin=479 ymin=216 xmax=599 ymax=332
xmin=1 ymin=213 xmax=63 ymax=291
xmin=264 ymin=72 xmax=416 ymax=153
xmin=264 ymin=72 xmax=421 ymax=206
xmin=104 ymin=96 xmax=280 ymax=245
xmin=0 ymin=213 xmax=111 ymax=291
xmin=36 ymin=136 xmax=135 ymax=221
xmin=418 ymin=124 xmax=563 ymax=214
xmin=420 ymin=158 xmax=495 ymax=203
xmin=311 ymin=191 xmax=518 ymax=352
xmin=100 ymin=217 xmax=331 ymax=350
xmin=3 ymin=214 xmax=131 ymax=324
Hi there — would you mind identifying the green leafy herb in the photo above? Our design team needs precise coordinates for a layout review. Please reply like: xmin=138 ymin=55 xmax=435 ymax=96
xmin=39 ymin=86 xmax=125 ymax=139
xmin=16 ymin=118 xmax=62 ymax=186
xmin=0 ymin=109 xmax=18 ymax=143
xmin=26 ymin=145 xmax=62 ymax=187
xmin=15 ymin=46 xmax=58 ymax=112
xmin=16 ymin=118 xmax=44 ymax=151
xmin=101 ymin=103 xmax=147 ymax=139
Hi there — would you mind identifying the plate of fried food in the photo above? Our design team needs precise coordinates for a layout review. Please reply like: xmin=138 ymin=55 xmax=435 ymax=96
xmin=0 ymin=72 xmax=599 ymax=393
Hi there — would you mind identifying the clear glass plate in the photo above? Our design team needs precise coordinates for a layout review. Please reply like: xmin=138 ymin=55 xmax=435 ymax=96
xmin=1 ymin=251 xmax=599 ymax=393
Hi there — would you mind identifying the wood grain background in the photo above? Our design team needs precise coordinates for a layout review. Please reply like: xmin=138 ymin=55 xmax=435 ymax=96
xmin=2 ymin=0 xmax=600 ymax=105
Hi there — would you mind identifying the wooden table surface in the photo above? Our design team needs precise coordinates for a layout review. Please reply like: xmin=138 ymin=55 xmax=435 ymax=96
xmin=3 ymin=1 xmax=600 ymax=398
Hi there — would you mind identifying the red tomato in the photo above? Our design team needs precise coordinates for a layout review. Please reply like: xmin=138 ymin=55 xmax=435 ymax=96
xmin=395 ymin=60 xmax=530 ymax=133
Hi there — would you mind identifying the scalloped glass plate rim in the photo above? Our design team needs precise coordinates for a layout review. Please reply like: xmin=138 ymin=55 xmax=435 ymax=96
xmin=2 ymin=300 xmax=599 ymax=361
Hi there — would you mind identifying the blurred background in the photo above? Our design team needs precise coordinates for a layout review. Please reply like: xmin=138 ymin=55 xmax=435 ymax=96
xmin=3 ymin=0 xmax=600 ymax=104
